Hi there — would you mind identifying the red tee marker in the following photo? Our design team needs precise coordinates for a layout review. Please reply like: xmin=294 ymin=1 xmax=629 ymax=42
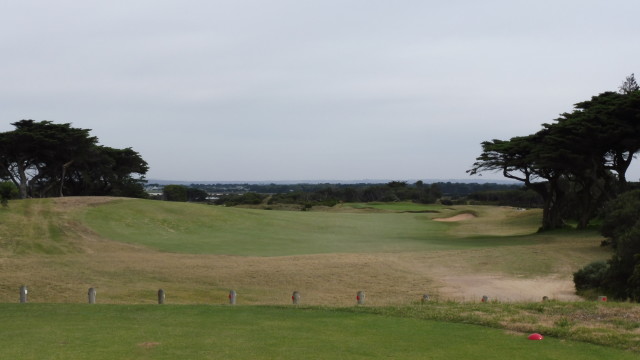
xmin=528 ymin=333 xmax=544 ymax=340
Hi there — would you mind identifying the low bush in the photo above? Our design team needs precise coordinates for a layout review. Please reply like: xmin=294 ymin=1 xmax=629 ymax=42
xmin=573 ymin=261 xmax=609 ymax=292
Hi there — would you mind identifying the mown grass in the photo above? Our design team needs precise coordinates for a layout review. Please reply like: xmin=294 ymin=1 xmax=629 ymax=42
xmin=0 ymin=304 xmax=637 ymax=359
xmin=81 ymin=199 xmax=546 ymax=256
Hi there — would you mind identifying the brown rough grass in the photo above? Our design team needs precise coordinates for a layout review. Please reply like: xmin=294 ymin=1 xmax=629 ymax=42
xmin=0 ymin=197 xmax=609 ymax=305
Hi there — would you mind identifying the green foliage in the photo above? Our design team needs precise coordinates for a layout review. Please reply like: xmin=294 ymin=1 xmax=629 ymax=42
xmin=607 ymin=222 xmax=640 ymax=300
xmin=470 ymin=80 xmax=640 ymax=231
xmin=267 ymin=181 xmax=444 ymax=207
xmin=619 ymin=73 xmax=639 ymax=94
xmin=575 ymin=190 xmax=640 ymax=301
xmin=163 ymin=185 xmax=188 ymax=202
xmin=573 ymin=261 xmax=610 ymax=292
xmin=159 ymin=186 xmax=209 ymax=202
xmin=468 ymin=188 xmax=543 ymax=207
xmin=600 ymin=190 xmax=640 ymax=247
xmin=0 ymin=181 xmax=18 ymax=207
xmin=214 ymin=192 xmax=266 ymax=206
xmin=0 ymin=120 xmax=148 ymax=198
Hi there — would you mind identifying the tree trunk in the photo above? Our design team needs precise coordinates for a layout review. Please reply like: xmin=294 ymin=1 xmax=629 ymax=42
xmin=59 ymin=160 xmax=74 ymax=197
xmin=540 ymin=198 xmax=564 ymax=231
xmin=535 ymin=178 xmax=565 ymax=232
xmin=17 ymin=163 xmax=28 ymax=199
xmin=613 ymin=150 xmax=636 ymax=193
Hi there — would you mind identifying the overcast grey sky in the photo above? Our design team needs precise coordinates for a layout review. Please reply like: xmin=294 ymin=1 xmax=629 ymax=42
xmin=2 ymin=0 xmax=639 ymax=182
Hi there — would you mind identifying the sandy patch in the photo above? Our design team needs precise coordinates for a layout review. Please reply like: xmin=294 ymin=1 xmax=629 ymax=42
xmin=433 ymin=213 xmax=476 ymax=222
xmin=434 ymin=274 xmax=581 ymax=302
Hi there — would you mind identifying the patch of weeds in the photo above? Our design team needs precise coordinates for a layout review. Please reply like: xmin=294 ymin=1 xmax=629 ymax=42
xmin=554 ymin=317 xmax=574 ymax=329
xmin=347 ymin=301 xmax=640 ymax=352
xmin=520 ymin=303 xmax=547 ymax=313
xmin=571 ymin=327 xmax=636 ymax=350
xmin=505 ymin=314 xmax=539 ymax=326
xmin=608 ymin=319 xmax=640 ymax=331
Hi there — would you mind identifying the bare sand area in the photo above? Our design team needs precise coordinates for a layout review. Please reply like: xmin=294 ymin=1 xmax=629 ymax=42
xmin=433 ymin=213 xmax=477 ymax=222
xmin=435 ymin=273 xmax=580 ymax=302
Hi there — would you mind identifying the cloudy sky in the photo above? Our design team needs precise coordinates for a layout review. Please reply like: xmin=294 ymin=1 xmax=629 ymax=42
xmin=2 ymin=0 xmax=639 ymax=182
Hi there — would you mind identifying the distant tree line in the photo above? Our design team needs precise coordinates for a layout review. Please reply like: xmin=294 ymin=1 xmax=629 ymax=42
xmin=188 ymin=181 xmax=523 ymax=199
xmin=207 ymin=181 xmax=532 ymax=207
xmin=266 ymin=181 xmax=442 ymax=206
xmin=0 ymin=120 xmax=148 ymax=198
xmin=467 ymin=188 xmax=544 ymax=208
xmin=162 ymin=185 xmax=209 ymax=202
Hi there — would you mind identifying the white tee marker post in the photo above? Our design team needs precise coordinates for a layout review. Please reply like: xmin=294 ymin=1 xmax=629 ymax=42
xmin=88 ymin=288 xmax=96 ymax=304
xmin=19 ymin=285 xmax=28 ymax=303
xmin=158 ymin=289 xmax=166 ymax=304
xmin=357 ymin=291 xmax=365 ymax=305
xmin=229 ymin=290 xmax=237 ymax=305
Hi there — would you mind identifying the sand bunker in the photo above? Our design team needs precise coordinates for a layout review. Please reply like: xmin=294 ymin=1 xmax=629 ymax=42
xmin=433 ymin=213 xmax=476 ymax=222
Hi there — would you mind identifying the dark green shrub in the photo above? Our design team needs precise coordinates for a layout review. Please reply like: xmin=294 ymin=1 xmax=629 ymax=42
xmin=0 ymin=181 xmax=19 ymax=207
xmin=573 ymin=261 xmax=609 ymax=292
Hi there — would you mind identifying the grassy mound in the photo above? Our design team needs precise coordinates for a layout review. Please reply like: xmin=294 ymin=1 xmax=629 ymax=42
xmin=80 ymin=199 xmax=545 ymax=255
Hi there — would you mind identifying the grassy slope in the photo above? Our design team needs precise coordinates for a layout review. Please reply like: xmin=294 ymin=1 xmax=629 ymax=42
xmin=80 ymin=199 xmax=609 ymax=279
xmin=0 ymin=198 xmax=610 ymax=302
xmin=81 ymin=199 xmax=545 ymax=256
xmin=0 ymin=198 xmax=637 ymax=354
xmin=0 ymin=304 xmax=636 ymax=360
xmin=0 ymin=198 xmax=80 ymax=255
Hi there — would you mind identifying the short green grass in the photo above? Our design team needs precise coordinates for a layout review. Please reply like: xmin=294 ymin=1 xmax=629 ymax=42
xmin=82 ymin=199 xmax=544 ymax=256
xmin=0 ymin=304 xmax=636 ymax=360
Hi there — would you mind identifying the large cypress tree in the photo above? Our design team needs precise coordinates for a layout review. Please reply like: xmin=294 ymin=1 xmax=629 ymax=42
xmin=469 ymin=75 xmax=640 ymax=230
xmin=0 ymin=120 xmax=148 ymax=198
